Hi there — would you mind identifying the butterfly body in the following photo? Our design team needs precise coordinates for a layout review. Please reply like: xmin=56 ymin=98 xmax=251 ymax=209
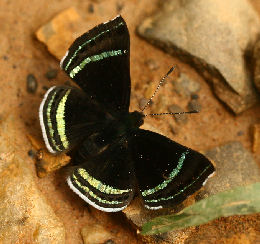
xmin=39 ymin=16 xmax=215 ymax=212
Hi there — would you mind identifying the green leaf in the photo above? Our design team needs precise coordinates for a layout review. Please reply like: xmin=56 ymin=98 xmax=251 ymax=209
xmin=141 ymin=182 xmax=260 ymax=235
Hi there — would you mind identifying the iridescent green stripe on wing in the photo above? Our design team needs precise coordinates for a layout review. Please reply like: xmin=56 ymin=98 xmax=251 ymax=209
xmin=72 ymin=174 xmax=123 ymax=205
xmin=65 ymin=21 xmax=124 ymax=71
xmin=77 ymin=168 xmax=131 ymax=195
xmin=56 ymin=89 xmax=71 ymax=149
xmin=69 ymin=50 xmax=127 ymax=78
xmin=142 ymin=151 xmax=189 ymax=197
xmin=46 ymin=91 xmax=61 ymax=151
xmin=145 ymin=165 xmax=212 ymax=203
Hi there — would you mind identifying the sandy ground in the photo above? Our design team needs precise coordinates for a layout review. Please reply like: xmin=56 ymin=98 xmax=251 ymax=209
xmin=0 ymin=0 xmax=259 ymax=243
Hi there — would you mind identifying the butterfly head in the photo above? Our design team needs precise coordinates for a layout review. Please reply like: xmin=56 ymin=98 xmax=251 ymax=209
xmin=128 ymin=111 xmax=145 ymax=129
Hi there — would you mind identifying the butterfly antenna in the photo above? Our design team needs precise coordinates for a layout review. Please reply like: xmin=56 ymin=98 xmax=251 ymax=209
xmin=145 ymin=110 xmax=199 ymax=117
xmin=141 ymin=66 xmax=176 ymax=112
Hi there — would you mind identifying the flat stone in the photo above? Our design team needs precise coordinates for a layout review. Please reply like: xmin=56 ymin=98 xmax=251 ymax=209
xmin=202 ymin=141 xmax=260 ymax=196
xmin=138 ymin=0 xmax=260 ymax=114
xmin=36 ymin=8 xmax=84 ymax=60
xmin=0 ymin=116 xmax=65 ymax=243
xmin=253 ymin=124 xmax=260 ymax=153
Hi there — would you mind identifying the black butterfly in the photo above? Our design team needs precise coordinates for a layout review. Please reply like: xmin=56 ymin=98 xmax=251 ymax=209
xmin=39 ymin=16 xmax=215 ymax=212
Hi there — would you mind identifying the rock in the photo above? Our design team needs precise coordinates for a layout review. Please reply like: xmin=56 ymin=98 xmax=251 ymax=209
xmin=138 ymin=0 xmax=260 ymax=114
xmin=173 ymin=73 xmax=201 ymax=97
xmin=202 ymin=141 xmax=260 ymax=196
xmin=27 ymin=134 xmax=71 ymax=178
xmin=0 ymin=116 xmax=65 ymax=243
xmin=168 ymin=104 xmax=188 ymax=124
xmin=36 ymin=8 xmax=84 ymax=60
xmin=26 ymin=74 xmax=38 ymax=94
xmin=81 ymin=223 xmax=114 ymax=244
xmin=253 ymin=38 xmax=260 ymax=92
xmin=253 ymin=124 xmax=260 ymax=153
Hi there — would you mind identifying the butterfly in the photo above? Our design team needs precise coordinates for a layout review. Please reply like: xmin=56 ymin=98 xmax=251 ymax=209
xmin=39 ymin=16 xmax=215 ymax=212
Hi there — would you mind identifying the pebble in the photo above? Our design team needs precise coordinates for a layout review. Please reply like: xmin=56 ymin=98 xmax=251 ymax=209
xmin=139 ymin=97 xmax=150 ymax=110
xmin=173 ymin=73 xmax=201 ymax=97
xmin=26 ymin=74 xmax=38 ymax=94
xmin=187 ymin=99 xmax=202 ymax=112
xmin=88 ymin=3 xmax=94 ymax=13
xmin=169 ymin=124 xmax=178 ymax=135
xmin=145 ymin=59 xmax=159 ymax=71
xmin=191 ymin=93 xmax=199 ymax=100
xmin=64 ymin=80 xmax=71 ymax=86
xmin=168 ymin=104 xmax=188 ymax=124
xmin=104 ymin=240 xmax=115 ymax=244
xmin=27 ymin=149 xmax=36 ymax=158
xmin=116 ymin=2 xmax=124 ymax=13
xmin=45 ymin=68 xmax=58 ymax=80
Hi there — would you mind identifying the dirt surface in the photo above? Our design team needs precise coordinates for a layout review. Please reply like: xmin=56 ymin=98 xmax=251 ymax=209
xmin=0 ymin=0 xmax=259 ymax=243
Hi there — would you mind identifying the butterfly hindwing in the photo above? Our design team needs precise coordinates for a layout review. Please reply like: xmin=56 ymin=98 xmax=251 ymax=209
xmin=39 ymin=86 xmax=107 ymax=154
xmin=60 ymin=16 xmax=131 ymax=114
xmin=67 ymin=141 xmax=135 ymax=212
xmin=129 ymin=129 xmax=215 ymax=210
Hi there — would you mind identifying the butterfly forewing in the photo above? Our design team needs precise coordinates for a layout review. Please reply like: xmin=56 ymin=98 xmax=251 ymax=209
xmin=67 ymin=141 xmax=135 ymax=212
xmin=129 ymin=129 xmax=215 ymax=210
xmin=60 ymin=16 xmax=131 ymax=114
